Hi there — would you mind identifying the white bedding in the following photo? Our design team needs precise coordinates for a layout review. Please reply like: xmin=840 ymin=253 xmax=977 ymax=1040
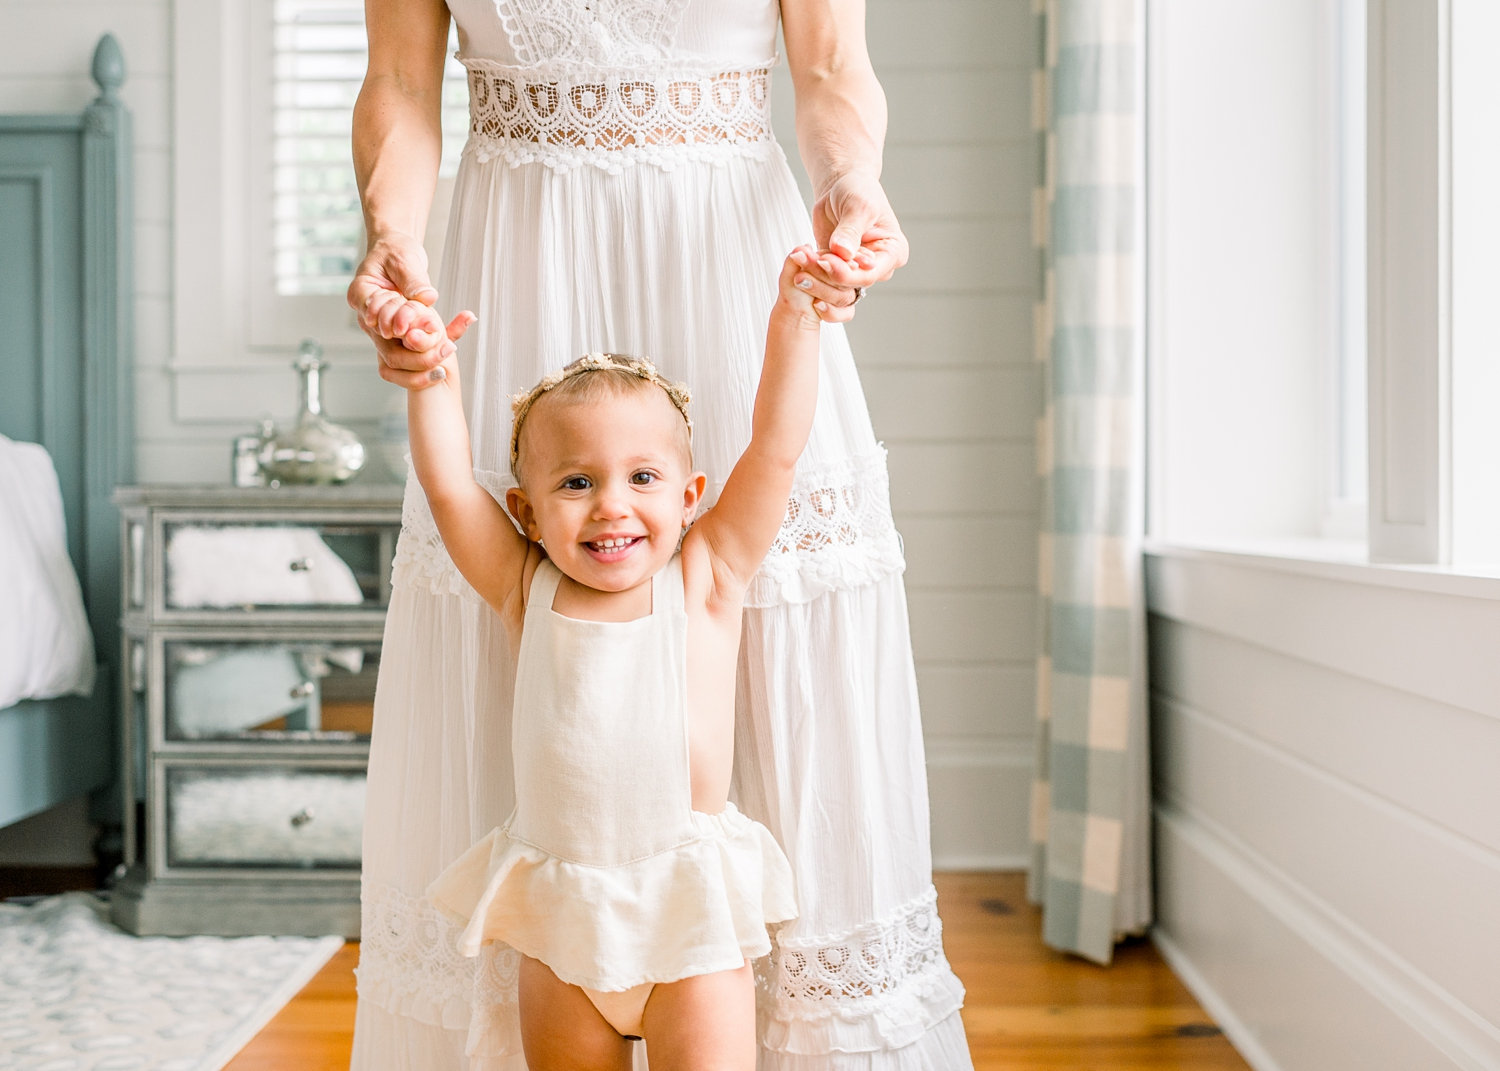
xmin=0 ymin=435 xmax=96 ymax=708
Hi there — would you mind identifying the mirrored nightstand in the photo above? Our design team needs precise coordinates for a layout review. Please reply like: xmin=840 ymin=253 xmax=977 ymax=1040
xmin=111 ymin=484 xmax=404 ymax=936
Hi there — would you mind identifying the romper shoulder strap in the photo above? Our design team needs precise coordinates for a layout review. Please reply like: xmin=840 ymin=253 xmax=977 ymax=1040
xmin=652 ymin=552 xmax=685 ymax=615
xmin=525 ymin=557 xmax=563 ymax=622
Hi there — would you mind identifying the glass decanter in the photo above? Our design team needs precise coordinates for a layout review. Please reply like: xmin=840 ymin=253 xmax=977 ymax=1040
xmin=259 ymin=340 xmax=367 ymax=485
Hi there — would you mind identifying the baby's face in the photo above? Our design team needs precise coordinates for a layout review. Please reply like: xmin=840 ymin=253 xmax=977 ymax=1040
xmin=510 ymin=389 xmax=702 ymax=595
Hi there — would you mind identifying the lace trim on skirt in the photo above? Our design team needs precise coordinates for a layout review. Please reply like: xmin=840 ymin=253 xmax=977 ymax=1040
xmin=463 ymin=59 xmax=778 ymax=173
xmin=356 ymin=879 xmax=522 ymax=1058
xmin=759 ymin=887 xmax=966 ymax=1055
xmin=390 ymin=450 xmax=904 ymax=606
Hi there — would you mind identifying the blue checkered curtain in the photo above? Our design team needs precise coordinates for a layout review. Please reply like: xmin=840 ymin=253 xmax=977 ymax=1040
xmin=1027 ymin=0 xmax=1152 ymax=966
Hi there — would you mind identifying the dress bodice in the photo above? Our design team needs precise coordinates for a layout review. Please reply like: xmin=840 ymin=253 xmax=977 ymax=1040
xmin=446 ymin=0 xmax=779 ymax=71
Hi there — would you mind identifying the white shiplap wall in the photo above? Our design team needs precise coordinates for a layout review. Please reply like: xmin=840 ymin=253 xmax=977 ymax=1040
xmin=0 ymin=0 xmax=1040 ymax=868
xmin=855 ymin=0 xmax=1039 ymax=868
xmin=1147 ymin=550 xmax=1500 ymax=1070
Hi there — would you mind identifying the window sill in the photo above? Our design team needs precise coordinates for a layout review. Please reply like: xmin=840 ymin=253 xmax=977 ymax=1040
xmin=1142 ymin=538 xmax=1500 ymax=602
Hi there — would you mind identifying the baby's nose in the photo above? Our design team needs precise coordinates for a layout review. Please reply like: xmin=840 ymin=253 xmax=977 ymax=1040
xmin=593 ymin=483 xmax=631 ymax=516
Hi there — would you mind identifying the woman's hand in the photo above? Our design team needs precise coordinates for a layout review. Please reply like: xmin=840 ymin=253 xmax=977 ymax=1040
xmin=814 ymin=171 xmax=908 ymax=285
xmin=790 ymin=172 xmax=909 ymax=324
xmin=347 ymin=231 xmax=458 ymax=390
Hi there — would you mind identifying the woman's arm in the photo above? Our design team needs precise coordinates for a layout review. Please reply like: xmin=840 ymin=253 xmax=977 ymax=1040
xmin=405 ymin=314 xmax=530 ymax=609
xmin=781 ymin=0 xmax=910 ymax=321
xmin=688 ymin=249 xmax=823 ymax=589
xmin=346 ymin=0 xmax=456 ymax=389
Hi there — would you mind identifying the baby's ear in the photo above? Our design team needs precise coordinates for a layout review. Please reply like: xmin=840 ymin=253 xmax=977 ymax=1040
xmin=505 ymin=486 xmax=540 ymax=541
xmin=682 ymin=471 xmax=708 ymax=523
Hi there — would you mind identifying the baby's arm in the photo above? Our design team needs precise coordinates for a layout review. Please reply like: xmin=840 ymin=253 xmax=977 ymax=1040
xmin=688 ymin=245 xmax=825 ymax=590
xmin=405 ymin=313 xmax=530 ymax=609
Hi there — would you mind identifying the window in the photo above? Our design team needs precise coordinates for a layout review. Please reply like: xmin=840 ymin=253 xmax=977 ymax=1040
xmin=1329 ymin=0 xmax=1367 ymax=540
xmin=173 ymin=0 xmax=468 ymax=367
xmin=1451 ymin=0 xmax=1500 ymax=567
xmin=1146 ymin=0 xmax=1352 ymax=548
xmin=268 ymin=1 xmax=469 ymax=298
xmin=1148 ymin=0 xmax=1495 ymax=573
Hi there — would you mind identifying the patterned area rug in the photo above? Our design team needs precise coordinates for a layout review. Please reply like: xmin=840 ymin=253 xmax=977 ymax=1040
xmin=0 ymin=893 xmax=342 ymax=1071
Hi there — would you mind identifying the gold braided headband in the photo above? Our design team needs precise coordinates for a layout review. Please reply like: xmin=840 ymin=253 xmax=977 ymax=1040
xmin=509 ymin=353 xmax=693 ymax=474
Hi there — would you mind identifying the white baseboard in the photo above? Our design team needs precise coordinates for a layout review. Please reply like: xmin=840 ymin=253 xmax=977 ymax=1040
xmin=1151 ymin=926 xmax=1285 ymax=1071
xmin=927 ymin=738 xmax=1033 ymax=871
xmin=1156 ymin=800 xmax=1500 ymax=1071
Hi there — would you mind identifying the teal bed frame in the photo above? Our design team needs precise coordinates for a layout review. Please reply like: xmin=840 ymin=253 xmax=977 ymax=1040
xmin=0 ymin=35 xmax=134 ymax=831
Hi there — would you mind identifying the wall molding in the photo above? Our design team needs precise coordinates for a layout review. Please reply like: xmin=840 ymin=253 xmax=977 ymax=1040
xmin=1155 ymin=799 xmax=1500 ymax=1070
xmin=1145 ymin=549 xmax=1500 ymax=720
xmin=926 ymin=737 xmax=1032 ymax=870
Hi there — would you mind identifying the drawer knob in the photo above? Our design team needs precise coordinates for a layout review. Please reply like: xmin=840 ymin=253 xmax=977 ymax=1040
xmin=290 ymin=807 xmax=315 ymax=828
xmin=288 ymin=556 xmax=315 ymax=572
xmin=289 ymin=681 xmax=316 ymax=699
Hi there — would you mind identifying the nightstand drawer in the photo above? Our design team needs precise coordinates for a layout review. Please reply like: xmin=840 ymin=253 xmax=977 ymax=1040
xmin=159 ymin=520 xmax=396 ymax=612
xmin=163 ymin=765 xmax=365 ymax=870
xmin=161 ymin=638 xmax=379 ymax=744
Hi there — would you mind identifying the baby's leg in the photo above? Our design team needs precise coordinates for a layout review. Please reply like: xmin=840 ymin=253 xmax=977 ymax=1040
xmin=517 ymin=955 xmax=635 ymax=1071
xmin=639 ymin=960 xmax=756 ymax=1071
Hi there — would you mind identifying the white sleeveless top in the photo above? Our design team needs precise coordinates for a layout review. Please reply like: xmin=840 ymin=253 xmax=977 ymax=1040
xmin=427 ymin=556 xmax=797 ymax=992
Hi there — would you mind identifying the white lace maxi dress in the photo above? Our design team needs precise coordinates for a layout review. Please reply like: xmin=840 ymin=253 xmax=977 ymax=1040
xmin=351 ymin=1 xmax=972 ymax=1068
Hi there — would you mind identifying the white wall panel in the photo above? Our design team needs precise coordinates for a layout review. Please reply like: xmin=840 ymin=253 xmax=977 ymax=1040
xmin=133 ymin=218 xmax=170 ymax=299
xmin=846 ymin=292 xmax=1035 ymax=368
xmin=1157 ymin=697 xmax=1500 ymax=1027
xmin=867 ymin=0 xmax=1032 ymax=71
xmin=908 ymin=590 xmax=1034 ymax=664
xmin=132 ymin=295 xmax=170 ymax=369
xmin=1156 ymin=809 xmax=1476 ymax=1071
xmin=885 ymin=69 xmax=1033 ymax=144
xmin=883 ymin=142 xmax=1034 ymax=216
xmin=864 ymin=367 xmax=1040 ymax=441
xmin=1150 ymin=548 xmax=1500 ymax=1069
xmin=1146 ymin=551 xmax=1500 ymax=720
xmin=926 ymin=740 xmax=1033 ymax=869
xmin=1150 ymin=615 xmax=1500 ymax=852
xmin=900 ymin=516 xmax=1038 ymax=590
xmin=917 ymin=663 xmax=1035 ymax=740
xmin=0 ymin=8 xmax=170 ymax=77
xmin=891 ymin=215 xmax=1033 ymax=292
xmin=889 ymin=442 xmax=1037 ymax=516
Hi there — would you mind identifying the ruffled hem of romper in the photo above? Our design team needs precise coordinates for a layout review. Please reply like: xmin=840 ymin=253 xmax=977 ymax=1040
xmin=426 ymin=801 xmax=797 ymax=993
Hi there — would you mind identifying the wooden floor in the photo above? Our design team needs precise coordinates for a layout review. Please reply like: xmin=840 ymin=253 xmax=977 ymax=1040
xmin=226 ymin=872 xmax=1251 ymax=1070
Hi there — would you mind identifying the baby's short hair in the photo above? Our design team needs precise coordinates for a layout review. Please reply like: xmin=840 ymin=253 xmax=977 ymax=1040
xmin=509 ymin=353 xmax=693 ymax=482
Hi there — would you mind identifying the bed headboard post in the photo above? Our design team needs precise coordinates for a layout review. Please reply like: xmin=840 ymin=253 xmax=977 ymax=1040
xmin=80 ymin=32 xmax=134 ymax=673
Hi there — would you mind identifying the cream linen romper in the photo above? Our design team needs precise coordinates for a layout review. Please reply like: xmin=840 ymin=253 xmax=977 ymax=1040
xmin=427 ymin=555 xmax=798 ymax=1037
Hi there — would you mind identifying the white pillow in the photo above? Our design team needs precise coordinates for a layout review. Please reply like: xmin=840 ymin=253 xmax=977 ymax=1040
xmin=0 ymin=435 xmax=96 ymax=708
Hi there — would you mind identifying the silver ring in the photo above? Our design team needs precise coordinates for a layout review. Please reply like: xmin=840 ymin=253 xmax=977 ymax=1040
xmin=851 ymin=286 xmax=865 ymax=305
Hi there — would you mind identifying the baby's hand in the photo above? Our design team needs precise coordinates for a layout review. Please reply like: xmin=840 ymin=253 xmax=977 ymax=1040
xmin=778 ymin=245 xmax=832 ymax=329
xmin=406 ymin=310 xmax=478 ymax=390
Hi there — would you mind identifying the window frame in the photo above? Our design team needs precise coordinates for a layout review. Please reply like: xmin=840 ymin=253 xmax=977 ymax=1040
xmin=1148 ymin=0 xmax=1492 ymax=575
xmin=172 ymin=0 xmax=463 ymax=372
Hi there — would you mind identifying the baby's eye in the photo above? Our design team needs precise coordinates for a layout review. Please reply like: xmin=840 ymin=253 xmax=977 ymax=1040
xmin=630 ymin=471 xmax=658 ymax=486
xmin=563 ymin=476 xmax=591 ymax=491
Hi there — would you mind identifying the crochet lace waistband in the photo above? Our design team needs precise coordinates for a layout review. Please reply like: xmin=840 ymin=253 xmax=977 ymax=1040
xmin=463 ymin=60 xmax=775 ymax=171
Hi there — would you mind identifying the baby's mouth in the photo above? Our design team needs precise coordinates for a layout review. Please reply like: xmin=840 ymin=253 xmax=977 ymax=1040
xmin=586 ymin=536 xmax=643 ymax=555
